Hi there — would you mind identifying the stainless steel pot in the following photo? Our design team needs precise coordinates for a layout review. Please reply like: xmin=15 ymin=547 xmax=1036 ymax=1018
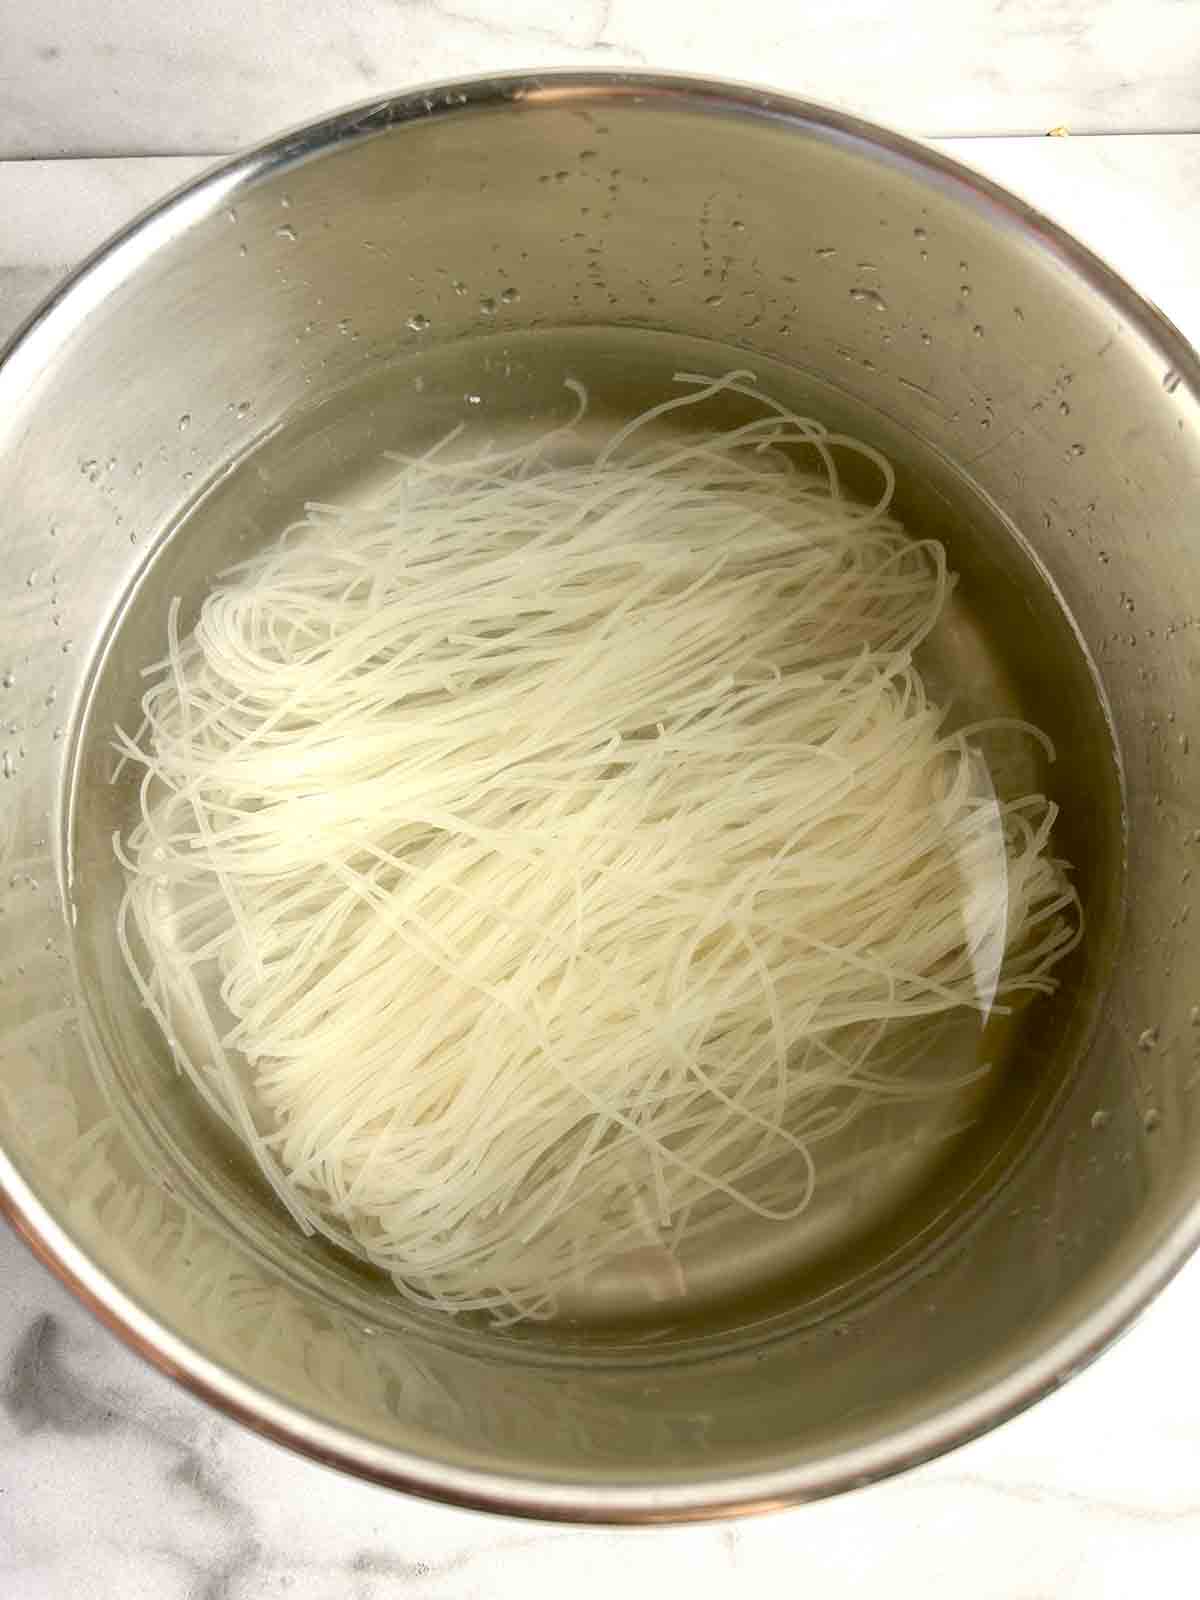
xmin=2 ymin=72 xmax=1198 ymax=1522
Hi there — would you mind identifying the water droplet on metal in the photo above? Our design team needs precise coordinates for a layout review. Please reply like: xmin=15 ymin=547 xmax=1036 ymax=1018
xmin=235 ymin=400 xmax=251 ymax=418
xmin=1068 ymin=442 xmax=1086 ymax=458
xmin=178 ymin=413 xmax=191 ymax=431
xmin=1090 ymin=1108 xmax=1110 ymax=1130
xmin=406 ymin=312 xmax=431 ymax=332
xmin=814 ymin=247 xmax=837 ymax=260
xmin=972 ymin=324 xmax=984 ymax=338
xmin=499 ymin=286 xmax=520 ymax=305
xmin=478 ymin=297 xmax=497 ymax=318
xmin=1138 ymin=1026 xmax=1159 ymax=1051
xmin=704 ymin=293 xmax=725 ymax=308
xmin=959 ymin=283 xmax=971 ymax=298
xmin=920 ymin=331 xmax=932 ymax=346
xmin=849 ymin=287 xmax=887 ymax=312
xmin=1144 ymin=1107 xmax=1162 ymax=1132
xmin=913 ymin=226 xmax=927 ymax=240
xmin=465 ymin=392 xmax=482 ymax=406
xmin=276 ymin=224 xmax=297 ymax=242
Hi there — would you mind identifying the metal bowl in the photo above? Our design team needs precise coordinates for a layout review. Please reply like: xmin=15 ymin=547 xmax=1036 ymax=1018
xmin=2 ymin=71 xmax=1198 ymax=1522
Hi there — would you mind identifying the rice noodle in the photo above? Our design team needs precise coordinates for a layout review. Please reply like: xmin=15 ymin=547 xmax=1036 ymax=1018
xmin=114 ymin=370 xmax=1081 ymax=1322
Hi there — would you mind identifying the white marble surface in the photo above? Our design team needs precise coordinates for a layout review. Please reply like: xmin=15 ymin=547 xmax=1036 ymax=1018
xmin=4 ymin=0 xmax=1200 ymax=156
xmin=5 ymin=10 xmax=1200 ymax=1595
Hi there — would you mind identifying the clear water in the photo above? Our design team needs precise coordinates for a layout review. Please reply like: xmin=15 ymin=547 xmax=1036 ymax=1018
xmin=74 ymin=326 xmax=1121 ymax=1334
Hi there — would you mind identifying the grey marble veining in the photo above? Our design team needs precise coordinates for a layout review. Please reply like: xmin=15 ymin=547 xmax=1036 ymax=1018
xmin=3 ymin=0 xmax=1200 ymax=158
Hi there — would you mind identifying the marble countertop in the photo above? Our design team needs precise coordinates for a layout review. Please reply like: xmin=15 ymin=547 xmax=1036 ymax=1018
xmin=4 ymin=3 xmax=1200 ymax=1593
